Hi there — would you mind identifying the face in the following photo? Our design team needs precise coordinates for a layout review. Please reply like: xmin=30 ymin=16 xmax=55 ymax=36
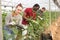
xmin=33 ymin=6 xmax=39 ymax=11
xmin=42 ymin=9 xmax=45 ymax=12
xmin=15 ymin=6 xmax=23 ymax=14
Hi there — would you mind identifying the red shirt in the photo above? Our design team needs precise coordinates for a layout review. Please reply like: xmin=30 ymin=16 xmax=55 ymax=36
xmin=22 ymin=8 xmax=36 ymax=25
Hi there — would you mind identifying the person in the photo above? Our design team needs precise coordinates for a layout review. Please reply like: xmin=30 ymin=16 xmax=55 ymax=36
xmin=3 ymin=3 xmax=23 ymax=40
xmin=39 ymin=7 xmax=46 ymax=17
xmin=22 ymin=4 xmax=40 ymax=40
xmin=40 ymin=7 xmax=46 ymax=22
xmin=37 ymin=7 xmax=46 ymax=20
xmin=22 ymin=4 xmax=40 ymax=25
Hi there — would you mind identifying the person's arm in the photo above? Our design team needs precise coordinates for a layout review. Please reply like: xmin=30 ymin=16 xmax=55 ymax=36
xmin=37 ymin=16 xmax=43 ymax=20
xmin=40 ymin=11 xmax=43 ymax=17
xmin=5 ymin=13 xmax=11 ymax=25
xmin=23 ymin=8 xmax=31 ymax=21
xmin=17 ymin=14 xmax=25 ymax=30
xmin=23 ymin=13 xmax=31 ymax=20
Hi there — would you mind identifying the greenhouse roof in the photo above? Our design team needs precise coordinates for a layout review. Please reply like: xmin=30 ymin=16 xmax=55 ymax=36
xmin=1 ymin=0 xmax=60 ymax=11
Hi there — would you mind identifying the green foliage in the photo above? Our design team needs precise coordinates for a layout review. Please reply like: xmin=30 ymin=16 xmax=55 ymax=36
xmin=25 ymin=11 xmax=60 ymax=40
xmin=2 ymin=12 xmax=7 ymax=26
xmin=26 ymin=11 xmax=50 ymax=40
xmin=2 ymin=11 xmax=60 ymax=40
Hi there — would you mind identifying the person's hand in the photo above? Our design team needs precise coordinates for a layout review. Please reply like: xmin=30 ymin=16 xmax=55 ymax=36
xmin=38 ymin=16 xmax=43 ymax=20
xmin=40 ymin=17 xmax=43 ymax=20
xmin=31 ymin=20 xmax=39 ymax=24
xmin=8 ymin=21 xmax=16 ymax=25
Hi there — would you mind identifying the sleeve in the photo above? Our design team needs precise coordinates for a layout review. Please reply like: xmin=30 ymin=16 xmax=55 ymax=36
xmin=18 ymin=15 xmax=23 ymax=25
xmin=5 ymin=13 xmax=11 ymax=25
xmin=24 ymin=8 xmax=28 ymax=16
xmin=24 ymin=8 xmax=28 ymax=14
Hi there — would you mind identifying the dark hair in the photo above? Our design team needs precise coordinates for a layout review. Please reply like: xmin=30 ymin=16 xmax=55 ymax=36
xmin=16 ymin=3 xmax=23 ymax=8
xmin=42 ymin=7 xmax=46 ymax=10
xmin=33 ymin=4 xmax=40 ymax=8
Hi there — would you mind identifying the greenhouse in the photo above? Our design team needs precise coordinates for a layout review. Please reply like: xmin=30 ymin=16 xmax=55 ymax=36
xmin=0 ymin=0 xmax=60 ymax=40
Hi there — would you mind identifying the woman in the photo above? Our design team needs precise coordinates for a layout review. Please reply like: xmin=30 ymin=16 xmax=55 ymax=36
xmin=3 ymin=3 xmax=23 ymax=40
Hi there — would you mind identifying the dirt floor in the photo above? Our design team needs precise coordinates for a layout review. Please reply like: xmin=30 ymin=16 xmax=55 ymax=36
xmin=44 ymin=17 xmax=60 ymax=40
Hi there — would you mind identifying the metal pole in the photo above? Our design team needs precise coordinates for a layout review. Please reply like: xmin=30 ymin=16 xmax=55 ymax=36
xmin=49 ymin=0 xmax=51 ymax=26
xmin=0 ymin=0 xmax=3 ymax=40
xmin=55 ymin=5 xmax=56 ymax=20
